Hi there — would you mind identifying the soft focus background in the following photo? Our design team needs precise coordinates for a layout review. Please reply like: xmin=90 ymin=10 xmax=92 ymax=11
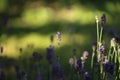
xmin=0 ymin=0 xmax=120 ymax=79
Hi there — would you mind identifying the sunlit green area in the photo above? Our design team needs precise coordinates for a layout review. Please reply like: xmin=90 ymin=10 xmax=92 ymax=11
xmin=0 ymin=0 xmax=120 ymax=79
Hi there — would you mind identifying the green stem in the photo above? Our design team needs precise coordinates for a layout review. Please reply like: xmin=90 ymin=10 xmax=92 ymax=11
xmin=91 ymin=51 xmax=95 ymax=69
xmin=108 ymin=46 xmax=112 ymax=61
xmin=96 ymin=21 xmax=99 ymax=56
xmin=114 ymin=47 xmax=117 ymax=63
xmin=111 ymin=47 xmax=115 ymax=61
xmin=99 ymin=27 xmax=103 ymax=43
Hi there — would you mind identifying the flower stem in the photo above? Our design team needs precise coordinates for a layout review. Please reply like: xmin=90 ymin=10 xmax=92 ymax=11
xmin=99 ymin=27 xmax=103 ymax=43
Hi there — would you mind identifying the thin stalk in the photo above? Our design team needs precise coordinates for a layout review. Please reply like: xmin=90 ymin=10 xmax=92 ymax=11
xmin=111 ymin=47 xmax=115 ymax=61
xmin=114 ymin=47 xmax=117 ymax=63
xmin=91 ymin=51 xmax=95 ymax=68
xmin=96 ymin=21 xmax=99 ymax=57
xmin=108 ymin=46 xmax=112 ymax=61
xmin=99 ymin=27 xmax=103 ymax=43
xmin=97 ymin=22 xmax=99 ymax=44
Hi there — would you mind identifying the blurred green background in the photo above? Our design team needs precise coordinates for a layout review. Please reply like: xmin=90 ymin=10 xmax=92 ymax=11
xmin=0 ymin=0 xmax=120 ymax=79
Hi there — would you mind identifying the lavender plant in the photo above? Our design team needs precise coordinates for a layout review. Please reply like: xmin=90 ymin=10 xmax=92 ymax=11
xmin=90 ymin=14 xmax=120 ymax=80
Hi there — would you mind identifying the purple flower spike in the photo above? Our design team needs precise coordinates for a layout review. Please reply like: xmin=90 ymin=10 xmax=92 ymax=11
xmin=74 ymin=59 xmax=84 ymax=73
xmin=98 ymin=45 xmax=105 ymax=53
xmin=77 ymin=59 xmax=82 ymax=66
xmin=104 ymin=62 xmax=114 ymax=75
xmin=56 ymin=31 xmax=61 ymax=45
xmin=101 ymin=14 xmax=106 ymax=27
xmin=46 ymin=45 xmax=54 ymax=64
xmin=84 ymin=72 xmax=92 ymax=80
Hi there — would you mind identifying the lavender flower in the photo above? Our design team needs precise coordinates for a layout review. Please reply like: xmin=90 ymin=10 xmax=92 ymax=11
xmin=110 ymin=38 xmax=116 ymax=47
xmin=52 ymin=61 xmax=65 ymax=80
xmin=56 ymin=31 xmax=61 ymax=45
xmin=101 ymin=14 xmax=106 ymax=27
xmin=74 ymin=59 xmax=84 ymax=73
xmin=102 ymin=56 xmax=108 ymax=63
xmin=82 ymin=51 xmax=89 ymax=58
xmin=46 ymin=45 xmax=54 ymax=64
xmin=69 ymin=58 xmax=74 ymax=66
xmin=92 ymin=42 xmax=97 ymax=51
xmin=104 ymin=62 xmax=114 ymax=75
xmin=98 ymin=45 xmax=105 ymax=53
xmin=84 ymin=72 xmax=92 ymax=80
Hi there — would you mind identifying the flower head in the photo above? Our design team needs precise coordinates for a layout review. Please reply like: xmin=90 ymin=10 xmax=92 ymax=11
xmin=102 ymin=56 xmax=108 ymax=64
xmin=74 ymin=59 xmax=84 ymax=73
xmin=104 ymin=62 xmax=114 ymax=75
xmin=101 ymin=14 xmax=106 ymax=27
xmin=46 ymin=45 xmax=54 ymax=64
xmin=95 ymin=15 xmax=99 ymax=23
xmin=56 ymin=31 xmax=61 ymax=45
xmin=92 ymin=42 xmax=97 ymax=51
xmin=110 ymin=38 xmax=116 ymax=47
xmin=98 ymin=45 xmax=105 ymax=53
xmin=84 ymin=72 xmax=92 ymax=80
xmin=69 ymin=58 xmax=74 ymax=66
xmin=82 ymin=51 xmax=89 ymax=58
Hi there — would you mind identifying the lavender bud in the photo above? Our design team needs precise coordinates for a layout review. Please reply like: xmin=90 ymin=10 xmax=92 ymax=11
xmin=98 ymin=45 xmax=105 ymax=53
xmin=95 ymin=15 xmax=99 ymax=23
xmin=69 ymin=58 xmax=74 ymax=66
xmin=56 ymin=31 xmax=61 ymax=45
xmin=101 ymin=14 xmax=106 ymax=27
